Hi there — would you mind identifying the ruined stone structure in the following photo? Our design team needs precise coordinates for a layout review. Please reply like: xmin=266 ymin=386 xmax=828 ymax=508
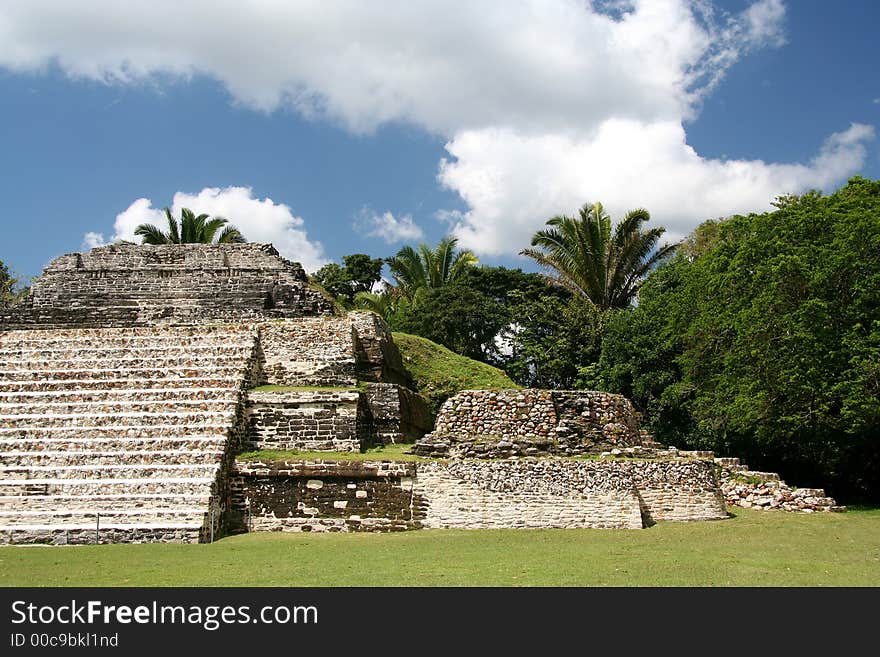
xmin=0 ymin=244 xmax=430 ymax=544
xmin=0 ymin=243 xmax=336 ymax=329
xmin=0 ymin=242 xmax=838 ymax=544
xmin=229 ymin=456 xmax=727 ymax=532
xmin=412 ymin=389 xmax=649 ymax=458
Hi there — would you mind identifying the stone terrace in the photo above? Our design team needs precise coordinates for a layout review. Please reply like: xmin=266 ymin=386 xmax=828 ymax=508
xmin=0 ymin=243 xmax=333 ymax=329
xmin=0 ymin=324 xmax=258 ymax=544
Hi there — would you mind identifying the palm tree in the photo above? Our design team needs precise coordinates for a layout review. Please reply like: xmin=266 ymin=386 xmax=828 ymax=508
xmin=352 ymin=290 xmax=398 ymax=320
xmin=134 ymin=207 xmax=246 ymax=244
xmin=520 ymin=202 xmax=676 ymax=309
xmin=386 ymin=236 xmax=477 ymax=300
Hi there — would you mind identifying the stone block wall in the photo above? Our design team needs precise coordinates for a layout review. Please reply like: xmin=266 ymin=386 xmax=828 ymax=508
xmin=0 ymin=243 xmax=333 ymax=329
xmin=414 ymin=389 xmax=645 ymax=457
xmin=245 ymin=390 xmax=373 ymax=452
xmin=363 ymin=383 xmax=432 ymax=444
xmin=228 ymin=460 xmax=417 ymax=532
xmin=230 ymin=456 xmax=728 ymax=533
xmin=257 ymin=319 xmax=357 ymax=387
xmin=414 ymin=459 xmax=726 ymax=529
xmin=413 ymin=460 xmax=645 ymax=529
xmin=349 ymin=311 xmax=413 ymax=387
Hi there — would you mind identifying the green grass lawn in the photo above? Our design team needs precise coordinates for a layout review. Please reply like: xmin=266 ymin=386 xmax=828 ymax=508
xmin=237 ymin=443 xmax=427 ymax=462
xmin=1 ymin=508 xmax=878 ymax=587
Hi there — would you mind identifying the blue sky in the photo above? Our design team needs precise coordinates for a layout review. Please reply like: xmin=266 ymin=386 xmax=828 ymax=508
xmin=0 ymin=0 xmax=877 ymax=281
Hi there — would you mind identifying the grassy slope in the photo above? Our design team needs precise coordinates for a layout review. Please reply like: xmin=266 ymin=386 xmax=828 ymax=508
xmin=2 ymin=508 xmax=878 ymax=587
xmin=392 ymin=331 xmax=518 ymax=415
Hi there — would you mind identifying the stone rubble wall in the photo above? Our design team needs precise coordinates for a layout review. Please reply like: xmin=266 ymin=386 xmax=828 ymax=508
xmin=715 ymin=457 xmax=844 ymax=512
xmin=231 ymin=456 xmax=728 ymax=533
xmin=414 ymin=389 xmax=645 ymax=457
xmin=0 ymin=324 xmax=258 ymax=545
xmin=363 ymin=383 xmax=433 ymax=444
xmin=244 ymin=390 xmax=373 ymax=452
xmin=0 ymin=243 xmax=333 ymax=329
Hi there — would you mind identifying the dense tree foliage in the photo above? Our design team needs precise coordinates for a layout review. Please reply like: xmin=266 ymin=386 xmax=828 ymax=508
xmin=521 ymin=201 xmax=676 ymax=309
xmin=0 ymin=260 xmax=28 ymax=308
xmin=313 ymin=254 xmax=384 ymax=304
xmin=597 ymin=178 xmax=880 ymax=502
xmin=135 ymin=208 xmax=246 ymax=244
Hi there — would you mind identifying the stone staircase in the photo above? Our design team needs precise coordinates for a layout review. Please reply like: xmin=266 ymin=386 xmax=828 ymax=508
xmin=0 ymin=325 xmax=258 ymax=544
xmin=713 ymin=456 xmax=844 ymax=513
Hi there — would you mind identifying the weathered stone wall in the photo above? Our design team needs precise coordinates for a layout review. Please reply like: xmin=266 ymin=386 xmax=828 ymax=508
xmin=349 ymin=312 xmax=413 ymax=387
xmin=364 ymin=383 xmax=432 ymax=444
xmin=228 ymin=460 xmax=417 ymax=532
xmin=257 ymin=319 xmax=357 ymax=387
xmin=245 ymin=390 xmax=373 ymax=452
xmin=414 ymin=459 xmax=726 ymax=529
xmin=414 ymin=389 xmax=644 ymax=457
xmin=231 ymin=457 xmax=727 ymax=533
xmin=0 ymin=243 xmax=333 ymax=329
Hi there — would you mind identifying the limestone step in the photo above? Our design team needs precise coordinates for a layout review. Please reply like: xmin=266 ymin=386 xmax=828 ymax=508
xmin=0 ymin=509 xmax=208 ymax=527
xmin=0 ymin=344 xmax=254 ymax=361
xmin=739 ymin=470 xmax=781 ymax=482
xmin=1 ymin=410 xmax=236 ymax=429
xmin=0 ymin=477 xmax=215 ymax=496
xmin=0 ymin=464 xmax=218 ymax=480
xmin=0 ymin=399 xmax=238 ymax=416
xmin=0 ymin=436 xmax=229 ymax=451
xmin=1 ymin=450 xmax=225 ymax=467
xmin=0 ymin=526 xmax=203 ymax=545
xmin=0 ymin=493 xmax=211 ymax=512
xmin=714 ymin=457 xmax=741 ymax=467
xmin=0 ymin=520 xmax=205 ymax=531
xmin=0 ymin=424 xmax=233 ymax=439
xmin=0 ymin=388 xmax=241 ymax=404
xmin=0 ymin=365 xmax=250 ymax=382
xmin=0 ymin=325 xmax=256 ymax=345
xmin=791 ymin=487 xmax=827 ymax=497
xmin=0 ymin=354 xmax=252 ymax=373
xmin=0 ymin=376 xmax=244 ymax=393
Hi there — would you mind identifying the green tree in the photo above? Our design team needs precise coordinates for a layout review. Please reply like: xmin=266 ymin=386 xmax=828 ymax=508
xmin=390 ymin=284 xmax=508 ymax=362
xmin=313 ymin=254 xmax=384 ymax=304
xmin=134 ymin=208 xmax=246 ymax=244
xmin=521 ymin=202 xmax=677 ymax=309
xmin=596 ymin=177 xmax=880 ymax=502
xmin=0 ymin=260 xmax=28 ymax=308
xmin=386 ymin=236 xmax=477 ymax=300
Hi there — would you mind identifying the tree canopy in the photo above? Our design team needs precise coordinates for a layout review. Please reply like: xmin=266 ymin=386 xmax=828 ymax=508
xmin=596 ymin=177 xmax=880 ymax=502
xmin=313 ymin=253 xmax=384 ymax=304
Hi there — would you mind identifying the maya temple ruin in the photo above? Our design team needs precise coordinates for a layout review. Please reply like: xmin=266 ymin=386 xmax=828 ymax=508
xmin=0 ymin=243 xmax=843 ymax=544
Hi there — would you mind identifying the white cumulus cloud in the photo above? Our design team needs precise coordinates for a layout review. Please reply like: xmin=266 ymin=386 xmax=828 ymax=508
xmin=85 ymin=187 xmax=327 ymax=273
xmin=355 ymin=209 xmax=424 ymax=244
xmin=3 ymin=0 xmax=873 ymax=258
xmin=439 ymin=121 xmax=875 ymax=254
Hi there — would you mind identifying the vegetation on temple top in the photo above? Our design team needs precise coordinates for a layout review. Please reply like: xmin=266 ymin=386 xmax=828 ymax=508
xmin=134 ymin=207 xmax=246 ymax=244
